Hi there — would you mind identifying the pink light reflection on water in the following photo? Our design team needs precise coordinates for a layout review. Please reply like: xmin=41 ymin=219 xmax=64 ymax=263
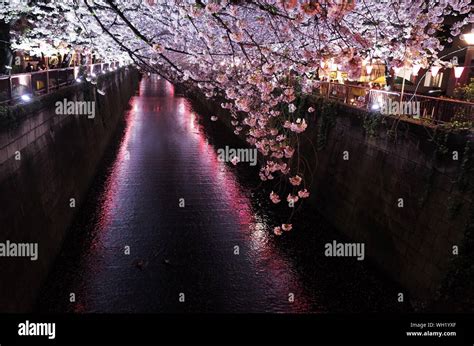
xmin=74 ymin=76 xmax=312 ymax=312
xmin=165 ymin=80 xmax=174 ymax=97
xmin=69 ymin=95 xmax=140 ymax=312
xmin=177 ymin=93 xmax=312 ymax=312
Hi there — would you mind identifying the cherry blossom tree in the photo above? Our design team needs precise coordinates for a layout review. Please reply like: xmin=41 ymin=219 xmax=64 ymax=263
xmin=2 ymin=0 xmax=472 ymax=233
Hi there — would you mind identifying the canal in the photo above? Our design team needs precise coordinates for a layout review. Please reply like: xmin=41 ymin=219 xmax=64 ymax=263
xmin=37 ymin=75 xmax=406 ymax=313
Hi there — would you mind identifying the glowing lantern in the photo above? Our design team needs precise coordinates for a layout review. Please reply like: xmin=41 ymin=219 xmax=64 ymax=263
xmin=366 ymin=65 xmax=373 ymax=75
xmin=461 ymin=30 xmax=474 ymax=46
xmin=412 ymin=64 xmax=422 ymax=76
xmin=454 ymin=66 xmax=465 ymax=79
xmin=430 ymin=66 xmax=441 ymax=77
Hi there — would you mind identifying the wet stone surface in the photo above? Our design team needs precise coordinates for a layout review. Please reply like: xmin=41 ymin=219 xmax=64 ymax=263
xmin=37 ymin=75 xmax=408 ymax=313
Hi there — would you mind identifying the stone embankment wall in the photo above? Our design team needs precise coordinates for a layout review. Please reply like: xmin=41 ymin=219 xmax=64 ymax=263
xmin=0 ymin=67 xmax=140 ymax=312
xmin=184 ymin=85 xmax=473 ymax=305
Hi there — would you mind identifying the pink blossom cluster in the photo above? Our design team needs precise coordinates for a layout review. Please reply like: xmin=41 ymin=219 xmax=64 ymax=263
xmin=5 ymin=0 xmax=472 ymax=234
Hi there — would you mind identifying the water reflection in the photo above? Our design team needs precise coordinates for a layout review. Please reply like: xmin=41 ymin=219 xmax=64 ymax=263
xmin=37 ymin=75 xmax=404 ymax=314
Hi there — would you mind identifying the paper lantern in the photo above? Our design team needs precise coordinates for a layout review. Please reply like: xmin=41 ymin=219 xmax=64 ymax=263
xmin=462 ymin=32 xmax=474 ymax=46
xmin=430 ymin=66 xmax=441 ymax=77
xmin=454 ymin=66 xmax=464 ymax=79
xmin=412 ymin=64 xmax=422 ymax=76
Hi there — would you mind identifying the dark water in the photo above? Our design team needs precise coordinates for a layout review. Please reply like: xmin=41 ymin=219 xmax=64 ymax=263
xmin=37 ymin=75 xmax=407 ymax=313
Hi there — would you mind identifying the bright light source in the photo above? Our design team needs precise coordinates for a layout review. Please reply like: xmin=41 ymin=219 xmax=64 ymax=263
xmin=462 ymin=32 xmax=474 ymax=46
xmin=21 ymin=94 xmax=31 ymax=102
xmin=76 ymin=77 xmax=82 ymax=83
xmin=454 ymin=66 xmax=465 ymax=79
xmin=412 ymin=64 xmax=422 ymax=76
xmin=5 ymin=65 xmax=12 ymax=70
xmin=366 ymin=65 xmax=373 ymax=75
xmin=371 ymin=103 xmax=380 ymax=110
xmin=430 ymin=66 xmax=441 ymax=77
xmin=91 ymin=72 xmax=97 ymax=77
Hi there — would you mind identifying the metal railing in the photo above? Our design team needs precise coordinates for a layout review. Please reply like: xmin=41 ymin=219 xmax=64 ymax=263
xmin=2 ymin=69 xmax=472 ymax=124
xmin=317 ymin=82 xmax=474 ymax=124
xmin=0 ymin=62 xmax=121 ymax=105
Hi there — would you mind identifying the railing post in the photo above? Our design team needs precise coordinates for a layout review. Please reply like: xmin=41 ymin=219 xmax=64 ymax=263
xmin=28 ymin=74 xmax=32 ymax=95
xmin=8 ymin=76 xmax=12 ymax=102
xmin=46 ymin=70 xmax=50 ymax=94
xmin=432 ymin=99 xmax=438 ymax=122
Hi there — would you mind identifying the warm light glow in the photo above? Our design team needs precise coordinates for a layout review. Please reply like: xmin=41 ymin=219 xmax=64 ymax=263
xmin=430 ymin=66 xmax=441 ymax=77
xmin=412 ymin=64 xmax=422 ymax=76
xmin=462 ymin=32 xmax=474 ymax=46
xmin=454 ymin=66 xmax=465 ymax=79
xmin=366 ymin=65 xmax=373 ymax=75
xmin=58 ymin=47 xmax=68 ymax=55
xmin=17 ymin=74 xmax=30 ymax=86
xmin=165 ymin=80 xmax=175 ymax=96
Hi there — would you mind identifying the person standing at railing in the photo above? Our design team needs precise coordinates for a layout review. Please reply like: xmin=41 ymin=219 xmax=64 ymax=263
xmin=25 ymin=63 xmax=34 ymax=73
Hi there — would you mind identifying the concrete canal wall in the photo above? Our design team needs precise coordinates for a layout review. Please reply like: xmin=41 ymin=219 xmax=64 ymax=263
xmin=300 ymin=102 xmax=473 ymax=303
xmin=185 ymin=86 xmax=473 ymax=305
xmin=0 ymin=67 xmax=140 ymax=312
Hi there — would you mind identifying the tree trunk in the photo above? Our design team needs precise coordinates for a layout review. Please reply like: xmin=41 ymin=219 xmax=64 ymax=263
xmin=0 ymin=20 xmax=13 ymax=75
